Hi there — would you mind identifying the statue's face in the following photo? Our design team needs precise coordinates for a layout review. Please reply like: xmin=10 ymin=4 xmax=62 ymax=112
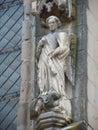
xmin=48 ymin=18 xmax=58 ymax=31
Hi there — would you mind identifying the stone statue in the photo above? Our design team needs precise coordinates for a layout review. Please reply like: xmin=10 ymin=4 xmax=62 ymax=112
xmin=30 ymin=16 xmax=72 ymax=123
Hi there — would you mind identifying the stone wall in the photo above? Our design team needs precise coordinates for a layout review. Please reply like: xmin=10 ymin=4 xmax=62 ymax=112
xmin=87 ymin=0 xmax=98 ymax=130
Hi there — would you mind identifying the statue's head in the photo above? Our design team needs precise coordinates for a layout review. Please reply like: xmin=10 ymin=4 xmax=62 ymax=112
xmin=46 ymin=16 xmax=61 ymax=31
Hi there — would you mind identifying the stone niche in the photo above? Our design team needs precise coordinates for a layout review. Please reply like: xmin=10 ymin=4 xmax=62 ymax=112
xmin=30 ymin=0 xmax=87 ymax=129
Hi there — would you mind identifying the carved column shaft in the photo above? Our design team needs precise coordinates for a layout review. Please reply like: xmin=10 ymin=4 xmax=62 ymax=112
xmin=17 ymin=0 xmax=36 ymax=130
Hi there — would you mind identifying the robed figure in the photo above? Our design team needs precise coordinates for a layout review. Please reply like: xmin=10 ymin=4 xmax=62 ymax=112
xmin=30 ymin=16 xmax=72 ymax=122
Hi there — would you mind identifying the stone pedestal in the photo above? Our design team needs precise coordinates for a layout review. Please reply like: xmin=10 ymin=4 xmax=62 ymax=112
xmin=35 ymin=111 xmax=68 ymax=130
xmin=35 ymin=111 xmax=87 ymax=130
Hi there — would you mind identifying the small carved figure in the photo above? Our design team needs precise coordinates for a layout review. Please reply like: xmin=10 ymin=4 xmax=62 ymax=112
xmin=57 ymin=0 xmax=72 ymax=18
xmin=30 ymin=16 xmax=72 ymax=122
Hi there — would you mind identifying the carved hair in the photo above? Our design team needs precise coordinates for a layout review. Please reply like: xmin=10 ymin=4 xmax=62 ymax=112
xmin=46 ymin=16 xmax=62 ymax=27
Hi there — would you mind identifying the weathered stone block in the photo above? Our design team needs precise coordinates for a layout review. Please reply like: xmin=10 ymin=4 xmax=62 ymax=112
xmin=22 ymin=20 xmax=32 ymax=40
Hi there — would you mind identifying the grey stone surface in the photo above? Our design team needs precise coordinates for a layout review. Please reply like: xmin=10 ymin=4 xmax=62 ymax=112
xmin=87 ymin=0 xmax=98 ymax=129
xmin=72 ymin=0 xmax=87 ymax=122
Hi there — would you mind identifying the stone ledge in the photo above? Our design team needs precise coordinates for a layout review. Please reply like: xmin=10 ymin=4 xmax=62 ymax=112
xmin=35 ymin=111 xmax=87 ymax=130
xmin=36 ymin=111 xmax=69 ymax=130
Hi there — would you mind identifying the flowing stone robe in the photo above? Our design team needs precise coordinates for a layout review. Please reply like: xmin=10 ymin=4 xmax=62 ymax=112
xmin=37 ymin=31 xmax=72 ymax=118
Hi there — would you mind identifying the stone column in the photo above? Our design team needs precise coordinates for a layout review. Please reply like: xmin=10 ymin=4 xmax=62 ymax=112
xmin=17 ymin=0 xmax=36 ymax=130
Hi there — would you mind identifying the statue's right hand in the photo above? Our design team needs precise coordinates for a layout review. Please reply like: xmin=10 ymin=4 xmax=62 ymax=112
xmin=38 ymin=40 xmax=43 ymax=47
xmin=38 ymin=37 xmax=46 ymax=47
